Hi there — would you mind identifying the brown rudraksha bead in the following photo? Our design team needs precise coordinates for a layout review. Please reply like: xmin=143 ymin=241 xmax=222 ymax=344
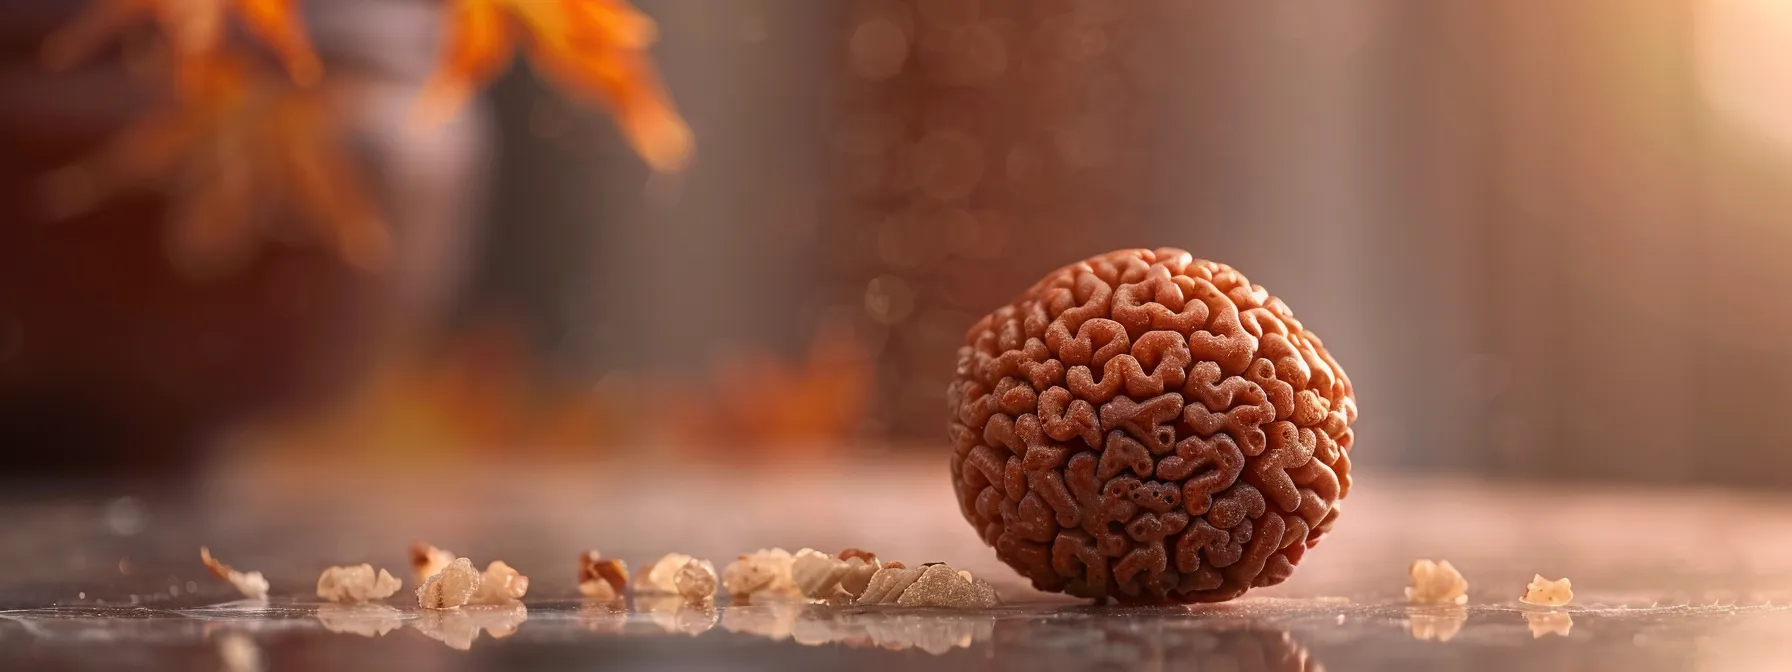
xmin=947 ymin=248 xmax=1356 ymax=603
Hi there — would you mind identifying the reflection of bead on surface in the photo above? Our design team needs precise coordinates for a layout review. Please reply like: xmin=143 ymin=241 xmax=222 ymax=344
xmin=1525 ymin=610 xmax=1573 ymax=638
xmin=947 ymin=248 xmax=1357 ymax=604
xmin=1407 ymin=606 xmax=1468 ymax=642
xmin=315 ymin=604 xmax=405 ymax=637
xmin=991 ymin=617 xmax=1320 ymax=671
xmin=410 ymin=603 xmax=528 ymax=650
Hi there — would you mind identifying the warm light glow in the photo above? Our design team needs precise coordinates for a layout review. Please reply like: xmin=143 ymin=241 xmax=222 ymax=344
xmin=226 ymin=320 xmax=873 ymax=462
xmin=1696 ymin=0 xmax=1792 ymax=149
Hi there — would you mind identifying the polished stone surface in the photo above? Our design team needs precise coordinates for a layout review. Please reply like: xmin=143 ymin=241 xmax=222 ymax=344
xmin=5 ymin=456 xmax=1792 ymax=670
xmin=8 ymin=596 xmax=1792 ymax=671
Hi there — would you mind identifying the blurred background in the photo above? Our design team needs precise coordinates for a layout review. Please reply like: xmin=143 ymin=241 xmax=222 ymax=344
xmin=2 ymin=0 xmax=1791 ymax=489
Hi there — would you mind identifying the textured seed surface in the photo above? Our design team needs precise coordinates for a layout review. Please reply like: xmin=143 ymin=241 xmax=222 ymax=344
xmin=471 ymin=560 xmax=529 ymax=605
xmin=1405 ymin=559 xmax=1468 ymax=606
xmin=853 ymin=563 xmax=999 ymax=608
xmin=636 ymin=553 xmax=695 ymax=595
xmin=316 ymin=564 xmax=402 ymax=603
xmin=577 ymin=550 xmax=629 ymax=601
xmin=200 ymin=547 xmax=270 ymax=601
xmin=1520 ymin=575 xmax=1573 ymax=606
xmin=675 ymin=558 xmax=719 ymax=603
xmin=721 ymin=548 xmax=800 ymax=601
xmin=947 ymin=247 xmax=1357 ymax=603
xmin=416 ymin=557 xmax=481 ymax=609
xmin=411 ymin=542 xmax=457 ymax=587
xmin=790 ymin=549 xmax=850 ymax=599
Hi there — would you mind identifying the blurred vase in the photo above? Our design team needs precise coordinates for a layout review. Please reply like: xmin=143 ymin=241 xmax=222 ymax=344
xmin=0 ymin=0 xmax=488 ymax=474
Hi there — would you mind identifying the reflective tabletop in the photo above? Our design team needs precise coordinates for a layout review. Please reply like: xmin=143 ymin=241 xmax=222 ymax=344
xmin=4 ymin=455 xmax=1791 ymax=670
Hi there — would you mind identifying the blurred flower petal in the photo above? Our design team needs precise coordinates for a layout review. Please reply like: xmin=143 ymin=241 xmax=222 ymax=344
xmin=231 ymin=0 xmax=323 ymax=85
xmin=418 ymin=0 xmax=692 ymax=172
xmin=43 ymin=0 xmax=323 ymax=88
xmin=48 ymin=52 xmax=388 ymax=277
xmin=414 ymin=0 xmax=517 ymax=128
xmin=40 ymin=0 xmax=148 ymax=70
xmin=279 ymin=99 xmax=392 ymax=271
xmin=165 ymin=157 xmax=260 ymax=279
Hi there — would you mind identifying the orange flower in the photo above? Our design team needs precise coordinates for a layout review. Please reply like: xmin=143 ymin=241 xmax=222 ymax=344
xmin=42 ymin=53 xmax=388 ymax=278
xmin=417 ymin=0 xmax=693 ymax=172
xmin=43 ymin=0 xmax=322 ymax=87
